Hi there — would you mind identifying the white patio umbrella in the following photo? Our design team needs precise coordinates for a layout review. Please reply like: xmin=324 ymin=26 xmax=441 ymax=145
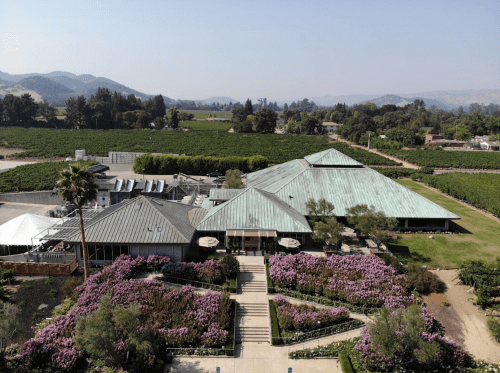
xmin=197 ymin=236 xmax=219 ymax=247
xmin=278 ymin=237 xmax=301 ymax=248
xmin=341 ymin=227 xmax=356 ymax=237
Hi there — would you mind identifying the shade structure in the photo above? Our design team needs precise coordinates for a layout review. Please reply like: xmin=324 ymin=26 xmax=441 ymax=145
xmin=278 ymin=237 xmax=301 ymax=248
xmin=0 ymin=214 xmax=62 ymax=246
xmin=197 ymin=236 xmax=219 ymax=247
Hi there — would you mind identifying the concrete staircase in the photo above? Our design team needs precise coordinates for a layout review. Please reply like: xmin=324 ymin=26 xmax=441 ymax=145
xmin=235 ymin=257 xmax=270 ymax=344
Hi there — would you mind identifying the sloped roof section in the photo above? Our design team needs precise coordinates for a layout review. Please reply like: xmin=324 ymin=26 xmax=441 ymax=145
xmin=66 ymin=196 xmax=206 ymax=244
xmin=304 ymin=148 xmax=363 ymax=167
xmin=272 ymin=167 xmax=459 ymax=219
xmin=245 ymin=159 xmax=308 ymax=193
xmin=197 ymin=187 xmax=312 ymax=233
xmin=209 ymin=188 xmax=245 ymax=202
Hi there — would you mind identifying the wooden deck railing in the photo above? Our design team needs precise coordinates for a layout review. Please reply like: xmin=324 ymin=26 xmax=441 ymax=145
xmin=0 ymin=258 xmax=78 ymax=277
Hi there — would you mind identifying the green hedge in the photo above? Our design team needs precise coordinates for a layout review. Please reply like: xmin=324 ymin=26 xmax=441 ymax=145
xmin=339 ymin=352 xmax=354 ymax=373
xmin=269 ymin=300 xmax=281 ymax=345
xmin=133 ymin=153 xmax=268 ymax=175
xmin=372 ymin=167 xmax=434 ymax=179
xmin=266 ymin=262 xmax=275 ymax=294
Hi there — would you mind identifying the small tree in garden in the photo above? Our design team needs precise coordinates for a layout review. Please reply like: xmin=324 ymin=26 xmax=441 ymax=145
xmin=74 ymin=295 xmax=156 ymax=371
xmin=306 ymin=198 xmax=344 ymax=248
xmin=345 ymin=204 xmax=397 ymax=245
xmin=312 ymin=217 xmax=345 ymax=249
xmin=224 ymin=169 xmax=244 ymax=189
xmin=356 ymin=305 xmax=474 ymax=372
xmin=58 ymin=164 xmax=97 ymax=281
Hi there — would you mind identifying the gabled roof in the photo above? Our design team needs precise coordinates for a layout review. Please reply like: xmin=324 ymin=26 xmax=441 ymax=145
xmin=197 ymin=187 xmax=312 ymax=233
xmin=304 ymin=148 xmax=363 ymax=167
xmin=66 ymin=195 xmax=207 ymax=244
xmin=245 ymin=159 xmax=309 ymax=193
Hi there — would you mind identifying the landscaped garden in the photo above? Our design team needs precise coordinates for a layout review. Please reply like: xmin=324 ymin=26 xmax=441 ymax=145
xmin=1 ymin=255 xmax=235 ymax=373
xmin=392 ymin=180 xmax=500 ymax=268
xmin=269 ymin=294 xmax=364 ymax=345
xmin=161 ymin=254 xmax=239 ymax=293
xmin=289 ymin=306 xmax=476 ymax=373
xmin=268 ymin=253 xmax=416 ymax=311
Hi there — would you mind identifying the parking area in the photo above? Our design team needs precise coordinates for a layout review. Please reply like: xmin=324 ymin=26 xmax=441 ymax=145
xmin=0 ymin=202 xmax=58 ymax=225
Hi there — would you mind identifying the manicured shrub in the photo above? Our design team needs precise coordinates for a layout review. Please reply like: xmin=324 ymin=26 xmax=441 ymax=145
xmin=339 ymin=352 xmax=354 ymax=373
xmin=269 ymin=300 xmax=281 ymax=345
xmin=406 ymin=263 xmax=444 ymax=294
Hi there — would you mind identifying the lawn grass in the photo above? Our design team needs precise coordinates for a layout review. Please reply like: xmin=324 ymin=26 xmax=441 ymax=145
xmin=391 ymin=180 xmax=500 ymax=269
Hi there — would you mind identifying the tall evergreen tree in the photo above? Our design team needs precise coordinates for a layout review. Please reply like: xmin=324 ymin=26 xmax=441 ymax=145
xmin=244 ymin=98 xmax=253 ymax=116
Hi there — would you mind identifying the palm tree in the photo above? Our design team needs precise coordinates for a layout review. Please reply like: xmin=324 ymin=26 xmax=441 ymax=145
xmin=58 ymin=164 xmax=97 ymax=281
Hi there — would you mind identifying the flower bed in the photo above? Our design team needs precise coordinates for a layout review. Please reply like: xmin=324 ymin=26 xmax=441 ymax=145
xmin=289 ymin=339 xmax=359 ymax=359
xmin=272 ymin=295 xmax=364 ymax=345
xmin=162 ymin=254 xmax=239 ymax=286
xmin=20 ymin=255 xmax=235 ymax=372
xmin=269 ymin=253 xmax=415 ymax=309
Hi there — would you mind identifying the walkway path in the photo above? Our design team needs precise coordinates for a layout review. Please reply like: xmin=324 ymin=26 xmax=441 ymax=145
xmin=169 ymin=256 xmax=344 ymax=372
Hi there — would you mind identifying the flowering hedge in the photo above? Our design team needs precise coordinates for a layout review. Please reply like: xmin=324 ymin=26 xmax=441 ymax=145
xmin=162 ymin=255 xmax=239 ymax=285
xmin=21 ymin=255 xmax=234 ymax=371
xmin=269 ymin=253 xmax=415 ymax=308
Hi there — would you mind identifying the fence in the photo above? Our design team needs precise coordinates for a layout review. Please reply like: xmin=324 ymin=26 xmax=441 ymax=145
xmin=272 ymin=319 xmax=364 ymax=346
xmin=0 ymin=258 xmax=78 ymax=277
xmin=274 ymin=288 xmax=381 ymax=315
xmin=162 ymin=275 xmax=237 ymax=294
xmin=286 ymin=326 xmax=363 ymax=356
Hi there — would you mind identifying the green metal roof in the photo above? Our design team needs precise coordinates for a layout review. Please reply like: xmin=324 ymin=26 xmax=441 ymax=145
xmin=66 ymin=196 xmax=207 ymax=244
xmin=209 ymin=188 xmax=245 ymax=201
xmin=246 ymin=149 xmax=459 ymax=220
xmin=197 ymin=187 xmax=312 ymax=233
xmin=304 ymin=148 xmax=363 ymax=167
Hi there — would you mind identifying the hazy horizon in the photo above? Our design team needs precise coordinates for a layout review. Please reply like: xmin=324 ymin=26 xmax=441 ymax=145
xmin=1 ymin=0 xmax=499 ymax=103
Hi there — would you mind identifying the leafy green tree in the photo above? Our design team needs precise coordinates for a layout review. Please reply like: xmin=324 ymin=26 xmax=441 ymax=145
xmin=301 ymin=114 xmax=322 ymax=135
xmin=89 ymin=88 xmax=113 ymax=129
xmin=233 ymin=119 xmax=253 ymax=133
xmin=345 ymin=204 xmax=397 ymax=244
xmin=74 ymin=295 xmax=156 ymax=371
xmin=313 ymin=217 xmax=345 ymax=249
xmin=168 ymin=106 xmax=179 ymax=128
xmin=306 ymin=198 xmax=335 ymax=223
xmin=224 ymin=169 xmax=244 ymax=189
xmin=20 ymin=93 xmax=38 ymax=122
xmin=65 ymin=96 xmax=90 ymax=129
xmin=254 ymin=108 xmax=277 ymax=134
xmin=58 ymin=164 xmax=98 ymax=280
xmin=135 ymin=110 xmax=150 ymax=129
xmin=37 ymin=99 xmax=57 ymax=123
xmin=244 ymin=98 xmax=254 ymax=116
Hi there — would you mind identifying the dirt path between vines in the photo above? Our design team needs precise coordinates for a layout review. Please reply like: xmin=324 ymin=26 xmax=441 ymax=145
xmin=430 ymin=269 xmax=500 ymax=363
xmin=330 ymin=136 xmax=421 ymax=169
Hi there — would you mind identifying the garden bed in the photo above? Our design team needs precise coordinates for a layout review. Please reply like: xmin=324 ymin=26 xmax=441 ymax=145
xmin=270 ymin=295 xmax=364 ymax=345
xmin=15 ymin=255 xmax=235 ymax=372
xmin=268 ymin=253 xmax=415 ymax=310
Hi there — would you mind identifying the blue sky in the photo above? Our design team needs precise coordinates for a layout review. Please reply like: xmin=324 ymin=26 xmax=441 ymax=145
xmin=1 ymin=0 xmax=499 ymax=102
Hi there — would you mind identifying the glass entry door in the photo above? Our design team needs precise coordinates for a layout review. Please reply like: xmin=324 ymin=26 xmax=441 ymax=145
xmin=244 ymin=236 xmax=259 ymax=251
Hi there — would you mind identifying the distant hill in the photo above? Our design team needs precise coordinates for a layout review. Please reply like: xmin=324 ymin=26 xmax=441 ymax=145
xmin=195 ymin=96 xmax=239 ymax=105
xmin=399 ymin=89 xmax=500 ymax=108
xmin=359 ymin=94 xmax=451 ymax=110
xmin=310 ymin=94 xmax=382 ymax=107
xmin=0 ymin=70 xmax=173 ymax=105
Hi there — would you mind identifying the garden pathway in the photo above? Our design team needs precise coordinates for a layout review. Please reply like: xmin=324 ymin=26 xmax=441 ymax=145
xmin=170 ymin=254 xmax=344 ymax=372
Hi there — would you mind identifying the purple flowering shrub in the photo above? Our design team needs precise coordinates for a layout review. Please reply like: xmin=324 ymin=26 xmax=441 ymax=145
xmin=162 ymin=258 xmax=224 ymax=284
xmin=269 ymin=253 xmax=415 ymax=308
xmin=274 ymin=295 xmax=350 ymax=334
xmin=21 ymin=255 xmax=234 ymax=371
xmin=355 ymin=305 xmax=474 ymax=372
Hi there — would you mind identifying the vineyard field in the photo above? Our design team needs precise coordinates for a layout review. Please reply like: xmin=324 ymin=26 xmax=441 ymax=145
xmin=421 ymin=173 xmax=500 ymax=217
xmin=0 ymin=128 xmax=399 ymax=165
xmin=0 ymin=160 xmax=97 ymax=193
xmin=180 ymin=120 xmax=233 ymax=132
xmin=382 ymin=149 xmax=500 ymax=169
xmin=181 ymin=110 xmax=233 ymax=120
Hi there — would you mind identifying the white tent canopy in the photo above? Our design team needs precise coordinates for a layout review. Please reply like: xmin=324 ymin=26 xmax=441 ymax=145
xmin=0 ymin=214 xmax=62 ymax=246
